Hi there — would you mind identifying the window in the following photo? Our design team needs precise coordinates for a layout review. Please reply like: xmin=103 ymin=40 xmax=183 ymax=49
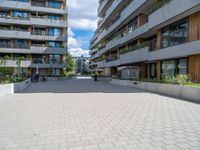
xmin=161 ymin=19 xmax=188 ymax=48
xmin=128 ymin=17 xmax=138 ymax=34
xmin=13 ymin=11 xmax=28 ymax=18
xmin=48 ymin=42 xmax=61 ymax=48
xmin=53 ymin=69 xmax=60 ymax=75
xmin=0 ymin=11 xmax=10 ymax=17
xmin=150 ymin=63 xmax=157 ymax=79
xmin=161 ymin=58 xmax=188 ymax=77
xmin=48 ymin=1 xmax=61 ymax=9
xmin=48 ymin=15 xmax=60 ymax=20
xmin=13 ymin=39 xmax=29 ymax=48
xmin=54 ymin=55 xmax=61 ymax=64
xmin=162 ymin=60 xmax=176 ymax=77
xmin=49 ymin=55 xmax=61 ymax=64
xmin=0 ymin=40 xmax=10 ymax=48
xmin=178 ymin=58 xmax=187 ymax=75
xmin=48 ymin=28 xmax=61 ymax=36
xmin=13 ymin=0 xmax=29 ymax=2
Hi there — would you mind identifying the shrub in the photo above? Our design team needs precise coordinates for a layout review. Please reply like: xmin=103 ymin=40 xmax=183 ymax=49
xmin=176 ymin=74 xmax=189 ymax=85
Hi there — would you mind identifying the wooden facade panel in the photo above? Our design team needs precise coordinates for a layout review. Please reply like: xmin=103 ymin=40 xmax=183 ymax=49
xmin=188 ymin=55 xmax=200 ymax=82
xmin=140 ymin=63 xmax=146 ymax=79
xmin=156 ymin=30 xmax=161 ymax=50
xmin=189 ymin=11 xmax=200 ymax=41
xmin=156 ymin=60 xmax=161 ymax=80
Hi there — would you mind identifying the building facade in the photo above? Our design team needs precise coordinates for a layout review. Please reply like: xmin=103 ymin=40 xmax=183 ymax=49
xmin=0 ymin=0 xmax=68 ymax=76
xmin=74 ymin=56 xmax=90 ymax=74
xmin=90 ymin=0 xmax=200 ymax=82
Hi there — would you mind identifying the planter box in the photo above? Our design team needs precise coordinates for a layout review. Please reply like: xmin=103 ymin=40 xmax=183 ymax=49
xmin=0 ymin=78 xmax=31 ymax=98
xmin=46 ymin=77 xmax=70 ymax=81
xmin=110 ymin=79 xmax=200 ymax=102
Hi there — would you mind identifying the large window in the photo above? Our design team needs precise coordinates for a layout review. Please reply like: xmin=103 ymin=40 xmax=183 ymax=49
xmin=162 ymin=60 xmax=176 ymax=77
xmin=161 ymin=58 xmax=187 ymax=77
xmin=13 ymin=39 xmax=29 ymax=48
xmin=48 ymin=28 xmax=61 ymax=36
xmin=49 ymin=55 xmax=61 ymax=64
xmin=48 ymin=15 xmax=60 ymax=20
xmin=48 ymin=1 xmax=61 ymax=9
xmin=150 ymin=63 xmax=157 ymax=79
xmin=178 ymin=58 xmax=187 ymax=75
xmin=0 ymin=11 xmax=10 ymax=17
xmin=161 ymin=19 xmax=188 ymax=48
xmin=48 ymin=42 xmax=61 ymax=48
xmin=13 ymin=11 xmax=28 ymax=18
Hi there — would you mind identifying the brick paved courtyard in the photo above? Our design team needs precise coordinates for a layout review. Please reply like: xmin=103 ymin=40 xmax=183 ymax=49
xmin=0 ymin=77 xmax=200 ymax=150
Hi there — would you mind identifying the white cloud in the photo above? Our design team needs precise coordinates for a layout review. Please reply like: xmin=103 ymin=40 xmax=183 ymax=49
xmin=68 ymin=0 xmax=98 ymax=31
xmin=70 ymin=48 xmax=90 ymax=57
xmin=67 ymin=0 xmax=98 ymax=57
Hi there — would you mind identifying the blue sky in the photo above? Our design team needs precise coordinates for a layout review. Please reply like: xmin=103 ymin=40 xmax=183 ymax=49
xmin=72 ymin=29 xmax=94 ymax=50
xmin=68 ymin=0 xmax=98 ymax=57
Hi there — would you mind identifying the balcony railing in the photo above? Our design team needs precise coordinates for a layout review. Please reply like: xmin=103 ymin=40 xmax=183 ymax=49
xmin=0 ymin=43 xmax=30 ymax=49
xmin=148 ymin=0 xmax=172 ymax=14
xmin=106 ymin=55 xmax=118 ymax=62
xmin=120 ymin=42 xmax=149 ymax=55
xmin=31 ymin=2 xmax=46 ymax=7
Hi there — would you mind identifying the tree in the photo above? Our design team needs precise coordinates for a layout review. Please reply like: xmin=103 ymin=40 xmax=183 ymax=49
xmin=16 ymin=56 xmax=24 ymax=75
xmin=0 ymin=55 xmax=9 ymax=67
xmin=65 ymin=53 xmax=76 ymax=72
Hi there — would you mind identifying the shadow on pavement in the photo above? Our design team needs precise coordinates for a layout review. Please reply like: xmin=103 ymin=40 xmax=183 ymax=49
xmin=18 ymin=77 xmax=146 ymax=94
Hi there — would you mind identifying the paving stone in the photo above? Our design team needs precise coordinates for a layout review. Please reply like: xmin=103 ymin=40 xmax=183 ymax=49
xmin=0 ymin=78 xmax=199 ymax=150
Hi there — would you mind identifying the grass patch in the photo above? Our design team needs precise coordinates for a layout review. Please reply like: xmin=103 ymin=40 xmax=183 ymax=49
xmin=187 ymin=83 xmax=200 ymax=87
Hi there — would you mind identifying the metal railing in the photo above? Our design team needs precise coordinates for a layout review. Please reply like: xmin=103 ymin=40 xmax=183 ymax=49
xmin=0 ymin=43 xmax=30 ymax=49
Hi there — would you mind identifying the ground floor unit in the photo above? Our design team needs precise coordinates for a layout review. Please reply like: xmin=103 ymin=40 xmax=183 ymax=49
xmin=0 ymin=53 xmax=66 ymax=76
xmin=99 ymin=54 xmax=200 ymax=82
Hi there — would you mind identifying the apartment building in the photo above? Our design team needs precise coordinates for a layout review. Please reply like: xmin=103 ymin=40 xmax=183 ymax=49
xmin=90 ymin=0 xmax=200 ymax=82
xmin=0 ymin=0 xmax=68 ymax=76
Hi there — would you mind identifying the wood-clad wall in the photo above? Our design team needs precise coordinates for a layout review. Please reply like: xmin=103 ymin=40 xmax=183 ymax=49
xmin=188 ymin=55 xmax=200 ymax=82
xmin=156 ymin=30 xmax=161 ymax=50
xmin=156 ymin=60 xmax=161 ymax=80
xmin=189 ymin=11 xmax=200 ymax=41
xmin=140 ymin=63 xmax=146 ymax=79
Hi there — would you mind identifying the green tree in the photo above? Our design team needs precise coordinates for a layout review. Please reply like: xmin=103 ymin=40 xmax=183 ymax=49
xmin=16 ymin=56 xmax=24 ymax=75
xmin=65 ymin=53 xmax=76 ymax=72
xmin=0 ymin=55 xmax=9 ymax=67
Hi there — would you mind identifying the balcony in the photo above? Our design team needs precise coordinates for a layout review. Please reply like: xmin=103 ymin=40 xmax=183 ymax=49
xmin=98 ymin=23 xmax=149 ymax=55
xmin=31 ymin=17 xmax=67 ymax=27
xmin=0 ymin=16 xmax=30 ymax=25
xmin=2 ymin=59 xmax=31 ymax=68
xmin=30 ymin=46 xmax=68 ymax=55
xmin=98 ymin=0 xmax=123 ymax=28
xmin=148 ymin=40 xmax=200 ymax=61
xmin=89 ymin=49 xmax=98 ymax=55
xmin=0 ymin=43 xmax=30 ymax=53
xmin=105 ymin=59 xmax=120 ymax=67
xmin=149 ymin=0 xmax=200 ymax=29
xmin=0 ymin=0 xmax=30 ymax=10
xmin=98 ymin=0 xmax=109 ymax=16
xmin=30 ymin=63 xmax=66 ymax=69
xmin=97 ymin=60 xmax=105 ymax=68
xmin=92 ymin=0 xmax=148 ymax=47
xmin=31 ymin=32 xmax=67 ymax=41
xmin=31 ymin=2 xmax=66 ymax=14
xmin=120 ymin=46 xmax=149 ymax=65
xmin=0 ymin=29 xmax=30 ymax=39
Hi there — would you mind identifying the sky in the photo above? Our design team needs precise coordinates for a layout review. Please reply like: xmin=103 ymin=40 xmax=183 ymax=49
xmin=68 ymin=0 xmax=98 ymax=57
